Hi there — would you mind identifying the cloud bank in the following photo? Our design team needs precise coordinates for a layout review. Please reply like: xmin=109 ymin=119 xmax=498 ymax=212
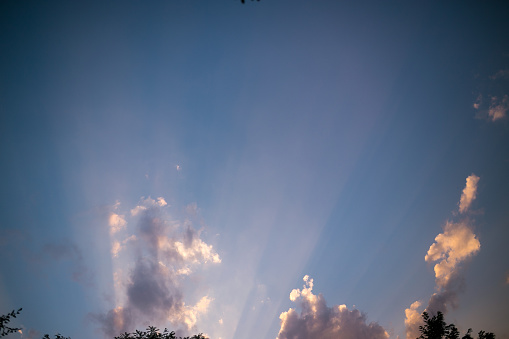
xmin=405 ymin=175 xmax=481 ymax=338
xmin=277 ymin=276 xmax=388 ymax=339
xmin=91 ymin=197 xmax=220 ymax=338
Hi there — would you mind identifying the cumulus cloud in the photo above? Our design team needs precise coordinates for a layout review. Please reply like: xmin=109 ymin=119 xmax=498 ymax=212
xmin=458 ymin=174 xmax=480 ymax=214
xmin=488 ymin=95 xmax=508 ymax=121
xmin=130 ymin=196 xmax=169 ymax=216
xmin=404 ymin=301 xmax=422 ymax=339
xmin=93 ymin=197 xmax=220 ymax=337
xmin=425 ymin=221 xmax=480 ymax=288
xmin=277 ymin=276 xmax=388 ymax=339
xmin=109 ymin=213 xmax=127 ymax=234
xmin=405 ymin=175 xmax=482 ymax=338
xmin=157 ymin=197 xmax=168 ymax=207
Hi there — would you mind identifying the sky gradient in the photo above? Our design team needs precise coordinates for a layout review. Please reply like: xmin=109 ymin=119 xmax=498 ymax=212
xmin=1 ymin=1 xmax=509 ymax=339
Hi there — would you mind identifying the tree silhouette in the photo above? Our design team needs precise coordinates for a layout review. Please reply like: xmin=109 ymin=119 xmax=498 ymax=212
xmin=114 ymin=326 xmax=206 ymax=339
xmin=2 ymin=309 xmax=205 ymax=339
xmin=42 ymin=335 xmax=72 ymax=339
xmin=418 ymin=311 xmax=495 ymax=339
xmin=0 ymin=308 xmax=22 ymax=337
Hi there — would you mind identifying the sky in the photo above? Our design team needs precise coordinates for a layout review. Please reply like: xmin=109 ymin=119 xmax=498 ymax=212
xmin=1 ymin=1 xmax=509 ymax=339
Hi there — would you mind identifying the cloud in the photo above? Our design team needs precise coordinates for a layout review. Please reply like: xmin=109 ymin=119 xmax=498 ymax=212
xmin=425 ymin=221 xmax=480 ymax=288
xmin=157 ymin=197 xmax=168 ymax=207
xmin=405 ymin=175 xmax=482 ymax=338
xmin=109 ymin=213 xmax=127 ymax=235
xmin=185 ymin=202 xmax=199 ymax=216
xmin=490 ymin=69 xmax=509 ymax=80
xmin=404 ymin=301 xmax=422 ymax=339
xmin=277 ymin=276 xmax=389 ymax=339
xmin=473 ymin=94 xmax=482 ymax=110
xmin=130 ymin=196 xmax=169 ymax=216
xmin=111 ymin=235 xmax=136 ymax=258
xmin=42 ymin=241 xmax=93 ymax=286
xmin=488 ymin=95 xmax=508 ymax=121
xmin=458 ymin=174 xmax=480 ymax=214
xmin=19 ymin=328 xmax=40 ymax=339
xmin=92 ymin=197 xmax=220 ymax=337
xmin=473 ymin=69 xmax=508 ymax=121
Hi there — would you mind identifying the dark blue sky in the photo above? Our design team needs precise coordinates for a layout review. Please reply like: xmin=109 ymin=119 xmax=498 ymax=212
xmin=1 ymin=1 xmax=509 ymax=339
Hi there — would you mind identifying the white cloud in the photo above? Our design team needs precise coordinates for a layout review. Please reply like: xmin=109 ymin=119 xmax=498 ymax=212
xmin=277 ymin=276 xmax=389 ymax=339
xmin=174 ymin=239 xmax=222 ymax=264
xmin=488 ymin=95 xmax=508 ymax=121
xmin=94 ymin=197 xmax=220 ymax=337
xmin=405 ymin=175 xmax=484 ymax=338
xmin=109 ymin=213 xmax=127 ymax=234
xmin=473 ymin=94 xmax=482 ymax=110
xmin=157 ymin=197 xmax=168 ymax=207
xmin=111 ymin=236 xmax=136 ymax=258
xmin=177 ymin=296 xmax=213 ymax=330
xmin=130 ymin=196 xmax=168 ymax=216
xmin=425 ymin=221 xmax=480 ymax=288
xmin=458 ymin=174 xmax=480 ymax=214
xmin=404 ymin=301 xmax=423 ymax=339
xmin=111 ymin=241 xmax=122 ymax=257
xmin=130 ymin=205 xmax=147 ymax=216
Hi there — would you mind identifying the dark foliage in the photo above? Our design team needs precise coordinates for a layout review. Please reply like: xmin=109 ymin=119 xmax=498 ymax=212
xmin=418 ymin=311 xmax=495 ymax=339
xmin=1 ymin=309 xmax=206 ymax=339
xmin=42 ymin=335 xmax=72 ymax=339
xmin=0 ymin=308 xmax=22 ymax=337
xmin=114 ymin=326 xmax=206 ymax=339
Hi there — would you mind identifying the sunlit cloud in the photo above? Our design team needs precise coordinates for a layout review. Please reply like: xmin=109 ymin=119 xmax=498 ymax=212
xmin=277 ymin=275 xmax=389 ymax=339
xmin=425 ymin=221 xmax=480 ymax=288
xmin=157 ymin=197 xmax=168 ymax=207
xmin=458 ymin=174 xmax=480 ymax=214
xmin=92 ymin=197 xmax=220 ymax=337
xmin=473 ymin=69 xmax=508 ymax=121
xmin=404 ymin=301 xmax=422 ymax=339
xmin=172 ymin=296 xmax=213 ymax=330
xmin=109 ymin=213 xmax=127 ymax=235
xmin=473 ymin=94 xmax=482 ymax=110
xmin=488 ymin=95 xmax=508 ymax=121
xmin=130 ymin=205 xmax=147 ymax=216
xmin=405 ymin=175 xmax=482 ymax=338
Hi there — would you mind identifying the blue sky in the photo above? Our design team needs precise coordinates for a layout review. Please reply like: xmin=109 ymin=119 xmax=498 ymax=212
xmin=1 ymin=1 xmax=509 ymax=339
